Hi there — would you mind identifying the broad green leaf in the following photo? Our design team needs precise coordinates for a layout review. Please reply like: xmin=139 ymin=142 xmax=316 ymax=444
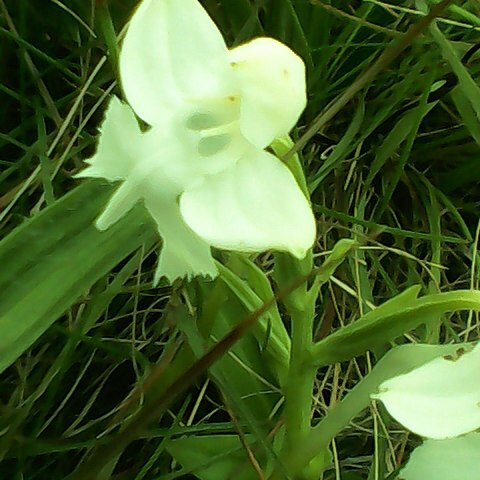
xmin=179 ymin=292 xmax=280 ymax=423
xmin=176 ymin=276 xmax=283 ymax=468
xmin=310 ymin=288 xmax=480 ymax=366
xmin=0 ymin=180 xmax=155 ymax=374
xmin=0 ymin=250 xmax=146 ymax=458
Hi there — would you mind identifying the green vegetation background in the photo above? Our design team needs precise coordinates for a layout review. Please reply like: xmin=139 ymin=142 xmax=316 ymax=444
xmin=1 ymin=0 xmax=479 ymax=478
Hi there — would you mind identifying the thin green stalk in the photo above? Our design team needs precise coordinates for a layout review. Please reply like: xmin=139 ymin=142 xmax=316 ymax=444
xmin=281 ymin=302 xmax=316 ymax=461
xmin=276 ymin=240 xmax=356 ymax=479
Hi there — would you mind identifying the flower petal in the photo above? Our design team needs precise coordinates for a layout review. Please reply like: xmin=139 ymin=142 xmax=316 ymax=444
xmin=144 ymin=194 xmax=217 ymax=284
xmin=76 ymin=96 xmax=218 ymax=282
xmin=95 ymin=180 xmax=142 ymax=231
xmin=75 ymin=96 xmax=140 ymax=182
xmin=96 ymin=180 xmax=218 ymax=282
xmin=399 ymin=434 xmax=480 ymax=480
xmin=228 ymin=37 xmax=307 ymax=149
xmin=120 ymin=0 xmax=235 ymax=125
xmin=179 ymin=148 xmax=316 ymax=258
xmin=372 ymin=343 xmax=480 ymax=439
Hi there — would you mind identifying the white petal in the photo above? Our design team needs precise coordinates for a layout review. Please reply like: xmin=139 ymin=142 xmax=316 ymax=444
xmin=399 ymin=434 xmax=480 ymax=480
xmin=179 ymin=148 xmax=316 ymax=258
xmin=120 ymin=0 xmax=235 ymax=125
xmin=228 ymin=37 xmax=306 ymax=149
xmin=93 ymin=154 xmax=218 ymax=281
xmin=96 ymin=179 xmax=218 ymax=282
xmin=96 ymin=180 xmax=141 ymax=231
xmin=143 ymin=193 xmax=217 ymax=284
xmin=75 ymin=96 xmax=141 ymax=182
xmin=373 ymin=343 xmax=480 ymax=439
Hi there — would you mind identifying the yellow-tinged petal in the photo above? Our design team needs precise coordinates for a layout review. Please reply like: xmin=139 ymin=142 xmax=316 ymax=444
xmin=179 ymin=148 xmax=316 ymax=257
xmin=228 ymin=37 xmax=307 ymax=149
xmin=120 ymin=0 xmax=236 ymax=125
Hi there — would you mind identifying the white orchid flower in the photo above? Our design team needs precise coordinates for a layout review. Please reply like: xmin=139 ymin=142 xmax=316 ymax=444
xmin=371 ymin=343 xmax=480 ymax=479
xmin=398 ymin=433 xmax=480 ymax=480
xmin=77 ymin=0 xmax=315 ymax=283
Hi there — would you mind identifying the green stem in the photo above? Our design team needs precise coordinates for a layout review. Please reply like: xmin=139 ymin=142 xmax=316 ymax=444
xmin=282 ymin=304 xmax=316 ymax=456
xmin=274 ymin=343 xmax=470 ymax=477
xmin=273 ymin=241 xmax=356 ymax=479
xmin=272 ymin=249 xmax=317 ymax=479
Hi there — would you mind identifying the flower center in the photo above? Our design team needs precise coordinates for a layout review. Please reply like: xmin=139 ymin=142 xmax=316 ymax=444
xmin=184 ymin=95 xmax=241 ymax=157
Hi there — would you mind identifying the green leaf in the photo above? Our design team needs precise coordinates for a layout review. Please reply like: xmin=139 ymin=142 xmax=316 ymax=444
xmin=270 ymin=135 xmax=309 ymax=198
xmin=0 ymin=180 xmax=155 ymax=374
xmin=365 ymin=103 xmax=435 ymax=189
xmin=167 ymin=434 xmax=261 ymax=480
xmin=310 ymin=288 xmax=480 ymax=366
xmin=427 ymin=13 xmax=480 ymax=121
xmin=451 ymin=86 xmax=480 ymax=147
xmin=218 ymin=259 xmax=290 ymax=384
xmin=310 ymin=98 xmax=365 ymax=192
xmin=179 ymin=292 xmax=279 ymax=423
